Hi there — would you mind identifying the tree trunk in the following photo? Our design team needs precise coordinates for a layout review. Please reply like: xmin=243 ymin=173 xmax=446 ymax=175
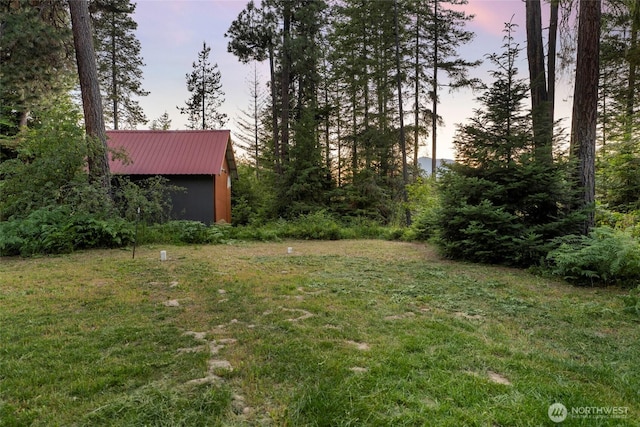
xmin=280 ymin=2 xmax=291 ymax=166
xmin=268 ymin=44 xmax=280 ymax=175
xmin=394 ymin=0 xmax=410 ymax=225
xmin=625 ymin=0 xmax=640 ymax=139
xmin=111 ymin=13 xmax=118 ymax=130
xmin=548 ymin=0 xmax=558 ymax=129
xmin=431 ymin=0 xmax=438 ymax=178
xmin=69 ymin=0 xmax=111 ymax=194
xmin=526 ymin=0 xmax=553 ymax=163
xmin=201 ymin=58 xmax=206 ymax=129
xmin=570 ymin=0 xmax=601 ymax=234
xmin=414 ymin=10 xmax=420 ymax=175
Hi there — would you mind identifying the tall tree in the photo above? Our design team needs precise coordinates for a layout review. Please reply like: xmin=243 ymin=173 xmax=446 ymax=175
xmin=235 ymin=64 xmax=266 ymax=177
xmin=279 ymin=0 xmax=332 ymax=215
xmin=226 ymin=0 xmax=280 ymax=172
xmin=178 ymin=41 xmax=227 ymax=130
xmin=439 ymin=21 xmax=576 ymax=266
xmin=68 ymin=0 xmax=111 ymax=194
xmin=408 ymin=0 xmax=479 ymax=177
xmin=570 ymin=0 xmax=602 ymax=234
xmin=150 ymin=111 xmax=172 ymax=130
xmin=394 ymin=0 xmax=410 ymax=224
xmin=0 ymin=1 xmax=74 ymax=134
xmin=91 ymin=0 xmax=149 ymax=129
xmin=525 ymin=0 xmax=555 ymax=164
xmin=597 ymin=0 xmax=640 ymax=211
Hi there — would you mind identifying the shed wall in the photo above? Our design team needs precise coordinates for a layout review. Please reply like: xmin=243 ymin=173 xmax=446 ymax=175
xmin=169 ymin=175 xmax=215 ymax=225
xmin=214 ymin=157 xmax=232 ymax=223
xmin=127 ymin=175 xmax=215 ymax=225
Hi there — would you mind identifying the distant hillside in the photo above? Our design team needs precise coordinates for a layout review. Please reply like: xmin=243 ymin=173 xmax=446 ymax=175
xmin=417 ymin=157 xmax=454 ymax=176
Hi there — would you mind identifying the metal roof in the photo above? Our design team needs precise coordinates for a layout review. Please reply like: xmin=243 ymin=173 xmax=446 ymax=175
xmin=106 ymin=130 xmax=236 ymax=176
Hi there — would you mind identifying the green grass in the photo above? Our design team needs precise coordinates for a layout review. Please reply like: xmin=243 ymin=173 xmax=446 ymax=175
xmin=1 ymin=240 xmax=638 ymax=426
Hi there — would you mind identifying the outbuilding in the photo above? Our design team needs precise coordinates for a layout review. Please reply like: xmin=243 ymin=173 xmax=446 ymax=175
xmin=106 ymin=130 xmax=237 ymax=225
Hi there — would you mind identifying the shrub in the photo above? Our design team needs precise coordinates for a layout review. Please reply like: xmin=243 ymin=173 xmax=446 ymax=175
xmin=65 ymin=215 xmax=134 ymax=250
xmin=137 ymin=221 xmax=232 ymax=245
xmin=284 ymin=211 xmax=343 ymax=240
xmin=113 ymin=176 xmax=183 ymax=224
xmin=621 ymin=286 xmax=640 ymax=316
xmin=0 ymin=207 xmax=133 ymax=256
xmin=0 ymin=102 xmax=112 ymax=220
xmin=546 ymin=226 xmax=640 ymax=286
xmin=406 ymin=178 xmax=440 ymax=241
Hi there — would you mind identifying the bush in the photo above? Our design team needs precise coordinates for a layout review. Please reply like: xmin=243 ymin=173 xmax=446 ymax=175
xmin=437 ymin=161 xmax=582 ymax=267
xmin=138 ymin=221 xmax=231 ymax=245
xmin=0 ymin=207 xmax=133 ymax=257
xmin=66 ymin=215 xmax=134 ymax=250
xmin=284 ymin=211 xmax=343 ymax=240
xmin=596 ymin=206 xmax=640 ymax=238
xmin=621 ymin=286 xmax=640 ymax=315
xmin=113 ymin=176 xmax=183 ymax=224
xmin=546 ymin=226 xmax=640 ymax=286
xmin=406 ymin=178 xmax=440 ymax=241
xmin=0 ymin=102 xmax=111 ymax=220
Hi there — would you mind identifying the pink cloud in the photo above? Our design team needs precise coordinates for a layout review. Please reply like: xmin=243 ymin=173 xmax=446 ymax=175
xmin=459 ymin=1 xmax=526 ymax=36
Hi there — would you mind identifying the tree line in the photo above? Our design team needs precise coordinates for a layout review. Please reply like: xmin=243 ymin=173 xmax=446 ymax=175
xmin=2 ymin=0 xmax=639 ymax=274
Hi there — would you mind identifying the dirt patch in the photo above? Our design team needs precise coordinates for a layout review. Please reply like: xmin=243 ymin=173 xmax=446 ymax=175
xmin=345 ymin=340 xmax=370 ymax=351
xmin=282 ymin=307 xmax=314 ymax=322
xmin=454 ymin=311 xmax=483 ymax=321
xmin=384 ymin=312 xmax=416 ymax=321
xmin=487 ymin=371 xmax=511 ymax=385
xmin=466 ymin=370 xmax=511 ymax=386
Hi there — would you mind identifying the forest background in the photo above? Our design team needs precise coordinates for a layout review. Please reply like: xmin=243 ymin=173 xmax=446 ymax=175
xmin=1 ymin=0 xmax=640 ymax=286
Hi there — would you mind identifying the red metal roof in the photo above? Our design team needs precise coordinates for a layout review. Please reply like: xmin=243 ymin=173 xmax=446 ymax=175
xmin=106 ymin=130 xmax=233 ymax=175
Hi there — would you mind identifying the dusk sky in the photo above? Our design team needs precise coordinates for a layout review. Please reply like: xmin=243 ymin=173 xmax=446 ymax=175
xmin=132 ymin=0 xmax=575 ymax=160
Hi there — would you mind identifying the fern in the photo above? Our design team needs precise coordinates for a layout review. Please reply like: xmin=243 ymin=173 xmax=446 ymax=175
xmin=621 ymin=287 xmax=640 ymax=315
xmin=547 ymin=226 xmax=640 ymax=286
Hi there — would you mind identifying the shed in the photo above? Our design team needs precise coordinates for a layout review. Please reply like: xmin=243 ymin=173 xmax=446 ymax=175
xmin=106 ymin=130 xmax=237 ymax=225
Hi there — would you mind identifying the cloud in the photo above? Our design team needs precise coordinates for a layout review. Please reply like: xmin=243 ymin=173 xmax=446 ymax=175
xmin=461 ymin=1 xmax=526 ymax=36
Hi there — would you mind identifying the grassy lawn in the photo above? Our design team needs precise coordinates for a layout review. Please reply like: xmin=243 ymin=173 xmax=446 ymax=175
xmin=1 ymin=240 xmax=638 ymax=426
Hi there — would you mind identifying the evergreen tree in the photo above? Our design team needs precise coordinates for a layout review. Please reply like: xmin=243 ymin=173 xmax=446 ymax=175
xmin=278 ymin=0 xmax=332 ymax=216
xmin=0 ymin=1 xmax=74 ymax=136
xmin=69 ymin=0 xmax=111 ymax=195
xmin=150 ymin=112 xmax=172 ymax=130
xmin=598 ymin=0 xmax=640 ymax=212
xmin=570 ymin=0 xmax=601 ymax=233
xmin=525 ymin=0 xmax=555 ymax=163
xmin=178 ymin=41 xmax=227 ymax=130
xmin=91 ymin=0 xmax=149 ymax=129
xmin=438 ymin=21 xmax=578 ymax=266
xmin=234 ymin=64 xmax=267 ymax=177
xmin=226 ymin=0 xmax=280 ymax=171
xmin=407 ymin=0 xmax=479 ymax=177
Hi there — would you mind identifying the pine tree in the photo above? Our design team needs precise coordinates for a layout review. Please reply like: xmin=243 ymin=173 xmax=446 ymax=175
xmin=526 ymin=0 xmax=554 ymax=163
xmin=69 ymin=0 xmax=111 ymax=194
xmin=407 ymin=0 xmax=479 ymax=177
xmin=598 ymin=0 xmax=640 ymax=212
xmin=570 ymin=0 xmax=601 ymax=233
xmin=278 ymin=0 xmax=332 ymax=216
xmin=150 ymin=112 xmax=172 ymax=130
xmin=438 ymin=21 xmax=578 ymax=266
xmin=178 ymin=41 xmax=227 ymax=130
xmin=91 ymin=0 xmax=149 ymax=129
xmin=234 ymin=64 xmax=266 ymax=177
xmin=226 ymin=0 xmax=279 ymax=171
xmin=0 ymin=1 xmax=74 ymax=135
